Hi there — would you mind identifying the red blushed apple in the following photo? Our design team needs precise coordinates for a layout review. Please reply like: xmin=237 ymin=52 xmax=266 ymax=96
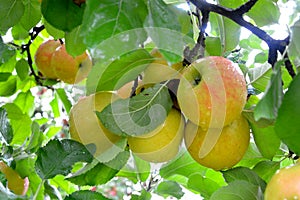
xmin=265 ymin=163 xmax=300 ymax=199
xmin=51 ymin=45 xmax=93 ymax=84
xmin=34 ymin=40 xmax=61 ymax=79
xmin=177 ymin=56 xmax=247 ymax=129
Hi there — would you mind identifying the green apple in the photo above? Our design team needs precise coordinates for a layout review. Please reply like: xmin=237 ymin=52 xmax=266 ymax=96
xmin=127 ymin=109 xmax=185 ymax=163
xmin=69 ymin=92 xmax=122 ymax=158
xmin=185 ymin=115 xmax=250 ymax=170
xmin=34 ymin=40 xmax=61 ymax=79
xmin=51 ymin=45 xmax=92 ymax=84
xmin=265 ymin=163 xmax=300 ymax=200
xmin=177 ymin=56 xmax=247 ymax=129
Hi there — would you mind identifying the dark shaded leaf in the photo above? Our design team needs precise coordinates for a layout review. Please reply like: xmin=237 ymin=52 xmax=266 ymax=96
xmin=35 ymin=139 xmax=93 ymax=179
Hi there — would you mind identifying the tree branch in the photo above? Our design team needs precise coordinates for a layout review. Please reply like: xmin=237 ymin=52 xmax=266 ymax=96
xmin=188 ymin=0 xmax=291 ymax=70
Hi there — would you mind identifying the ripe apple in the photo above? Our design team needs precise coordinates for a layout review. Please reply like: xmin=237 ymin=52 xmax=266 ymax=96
xmin=34 ymin=40 xmax=61 ymax=79
xmin=177 ymin=56 xmax=247 ymax=129
xmin=127 ymin=109 xmax=185 ymax=163
xmin=69 ymin=92 xmax=122 ymax=158
xmin=264 ymin=163 xmax=300 ymax=200
xmin=51 ymin=45 xmax=92 ymax=84
xmin=184 ymin=115 xmax=250 ymax=170
xmin=142 ymin=49 xmax=184 ymax=85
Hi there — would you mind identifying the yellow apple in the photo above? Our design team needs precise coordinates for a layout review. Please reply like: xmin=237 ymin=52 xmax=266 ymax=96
xmin=34 ymin=40 xmax=61 ymax=79
xmin=264 ymin=163 xmax=300 ymax=200
xmin=184 ymin=115 xmax=250 ymax=170
xmin=127 ymin=109 xmax=185 ymax=163
xmin=69 ymin=92 xmax=122 ymax=158
xmin=142 ymin=49 xmax=184 ymax=85
xmin=51 ymin=45 xmax=92 ymax=84
xmin=177 ymin=56 xmax=247 ymax=129
xmin=0 ymin=161 xmax=29 ymax=195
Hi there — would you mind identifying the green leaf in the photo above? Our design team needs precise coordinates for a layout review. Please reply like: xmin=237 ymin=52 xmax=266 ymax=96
xmin=248 ymin=63 xmax=272 ymax=92
xmin=288 ymin=19 xmax=300 ymax=68
xmin=205 ymin=37 xmax=222 ymax=56
xmin=97 ymin=84 xmax=173 ymax=136
xmin=0 ymin=39 xmax=15 ymax=65
xmin=222 ymin=167 xmax=266 ymax=191
xmin=26 ymin=121 xmax=44 ymax=153
xmin=242 ymin=110 xmax=274 ymax=128
xmin=250 ymin=124 xmax=280 ymax=159
xmin=210 ymin=180 xmax=264 ymax=200
xmin=43 ymin=18 xmax=65 ymax=39
xmin=2 ymin=103 xmax=32 ymax=145
xmin=132 ymin=154 xmax=150 ymax=182
xmin=254 ymin=62 xmax=283 ymax=122
xmin=65 ymin=26 xmax=86 ymax=57
xmin=55 ymin=88 xmax=72 ymax=114
xmin=275 ymin=73 xmax=300 ymax=155
xmin=131 ymin=189 xmax=152 ymax=200
xmin=50 ymin=96 xmax=60 ymax=118
xmin=0 ymin=76 xmax=17 ymax=97
xmin=247 ymin=0 xmax=280 ymax=26
xmin=81 ymin=0 xmax=147 ymax=48
xmin=154 ymin=181 xmax=184 ymax=199
xmin=15 ymin=157 xmax=44 ymax=200
xmin=11 ymin=23 xmax=29 ymax=40
xmin=86 ymin=49 xmax=152 ymax=94
xmin=35 ymin=139 xmax=93 ymax=179
xmin=13 ymin=91 xmax=35 ymax=116
xmin=15 ymin=59 xmax=29 ymax=81
xmin=41 ymin=0 xmax=85 ymax=32
xmin=65 ymin=190 xmax=110 ymax=200
xmin=144 ymin=0 xmax=181 ymax=31
xmin=0 ymin=108 xmax=13 ymax=144
xmin=252 ymin=161 xmax=280 ymax=183
xmin=67 ymin=150 xmax=129 ymax=186
xmin=0 ymin=73 xmax=11 ymax=82
xmin=160 ymin=151 xmax=207 ymax=179
xmin=19 ymin=0 xmax=41 ymax=31
xmin=187 ymin=173 xmax=220 ymax=199
xmin=0 ymin=0 xmax=25 ymax=32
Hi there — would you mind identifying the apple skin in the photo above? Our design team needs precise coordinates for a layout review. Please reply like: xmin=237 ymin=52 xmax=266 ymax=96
xmin=69 ymin=92 xmax=122 ymax=158
xmin=34 ymin=40 xmax=61 ymax=79
xmin=177 ymin=56 xmax=247 ymax=129
xmin=264 ymin=163 xmax=300 ymax=200
xmin=127 ymin=109 xmax=185 ymax=163
xmin=51 ymin=45 xmax=92 ymax=84
xmin=142 ymin=49 xmax=184 ymax=85
xmin=184 ymin=115 xmax=250 ymax=171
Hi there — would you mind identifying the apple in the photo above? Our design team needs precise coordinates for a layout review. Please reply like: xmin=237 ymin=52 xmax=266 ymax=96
xmin=69 ymin=92 xmax=122 ymax=158
xmin=127 ymin=109 xmax=185 ymax=163
xmin=177 ymin=56 xmax=247 ymax=129
xmin=142 ymin=49 xmax=184 ymax=85
xmin=264 ymin=163 xmax=300 ymax=200
xmin=184 ymin=115 xmax=250 ymax=170
xmin=34 ymin=40 xmax=61 ymax=79
xmin=51 ymin=45 xmax=92 ymax=84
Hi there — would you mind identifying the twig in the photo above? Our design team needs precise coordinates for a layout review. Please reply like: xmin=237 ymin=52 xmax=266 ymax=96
xmin=188 ymin=0 xmax=291 ymax=69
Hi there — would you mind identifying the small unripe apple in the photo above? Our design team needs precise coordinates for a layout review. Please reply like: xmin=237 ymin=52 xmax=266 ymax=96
xmin=127 ymin=109 xmax=185 ymax=163
xmin=51 ymin=45 xmax=92 ymax=84
xmin=34 ymin=40 xmax=61 ymax=79
xmin=185 ymin=115 xmax=250 ymax=170
xmin=264 ymin=163 xmax=300 ymax=200
xmin=177 ymin=56 xmax=247 ymax=129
